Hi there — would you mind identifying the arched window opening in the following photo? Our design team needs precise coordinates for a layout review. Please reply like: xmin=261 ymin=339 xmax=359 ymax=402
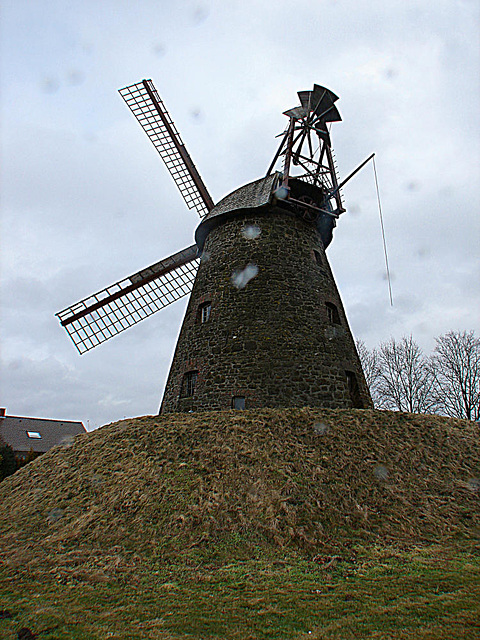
xmin=181 ymin=370 xmax=198 ymax=398
xmin=325 ymin=302 xmax=341 ymax=325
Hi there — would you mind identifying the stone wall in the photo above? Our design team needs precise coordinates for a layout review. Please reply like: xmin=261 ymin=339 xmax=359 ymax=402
xmin=160 ymin=205 xmax=372 ymax=413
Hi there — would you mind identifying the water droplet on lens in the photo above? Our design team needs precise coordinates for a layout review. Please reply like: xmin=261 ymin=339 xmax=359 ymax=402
xmin=468 ymin=478 xmax=480 ymax=492
xmin=60 ymin=435 xmax=75 ymax=448
xmin=374 ymin=464 xmax=388 ymax=480
xmin=274 ymin=186 xmax=288 ymax=200
xmin=231 ymin=264 xmax=259 ymax=289
xmin=190 ymin=107 xmax=202 ymax=122
xmin=415 ymin=247 xmax=429 ymax=259
xmin=242 ymin=224 xmax=261 ymax=240
xmin=381 ymin=271 xmax=395 ymax=282
xmin=67 ymin=70 xmax=85 ymax=86
xmin=313 ymin=422 xmax=329 ymax=435
xmin=153 ymin=43 xmax=166 ymax=57
xmin=406 ymin=181 xmax=420 ymax=191
xmin=41 ymin=77 xmax=60 ymax=93
xmin=385 ymin=67 xmax=398 ymax=79
xmin=47 ymin=508 xmax=63 ymax=523
xmin=192 ymin=5 xmax=209 ymax=24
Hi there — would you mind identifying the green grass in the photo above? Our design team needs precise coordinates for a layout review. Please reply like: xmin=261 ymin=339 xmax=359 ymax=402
xmin=1 ymin=410 xmax=478 ymax=638
xmin=1 ymin=544 xmax=479 ymax=639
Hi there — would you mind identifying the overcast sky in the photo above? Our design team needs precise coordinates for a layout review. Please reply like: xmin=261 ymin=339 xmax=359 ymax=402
xmin=1 ymin=0 xmax=479 ymax=430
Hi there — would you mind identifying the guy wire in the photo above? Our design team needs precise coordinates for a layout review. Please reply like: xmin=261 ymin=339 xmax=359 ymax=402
xmin=373 ymin=156 xmax=393 ymax=306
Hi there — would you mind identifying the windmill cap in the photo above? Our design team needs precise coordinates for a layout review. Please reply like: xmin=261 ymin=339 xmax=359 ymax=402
xmin=195 ymin=173 xmax=336 ymax=252
xmin=195 ymin=174 xmax=280 ymax=251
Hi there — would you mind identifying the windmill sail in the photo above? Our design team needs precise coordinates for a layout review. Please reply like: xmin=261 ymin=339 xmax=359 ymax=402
xmin=56 ymin=245 xmax=199 ymax=354
xmin=119 ymin=79 xmax=214 ymax=217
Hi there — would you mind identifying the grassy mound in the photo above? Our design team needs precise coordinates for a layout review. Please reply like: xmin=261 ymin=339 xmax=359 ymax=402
xmin=0 ymin=408 xmax=478 ymax=577
xmin=0 ymin=408 xmax=479 ymax=639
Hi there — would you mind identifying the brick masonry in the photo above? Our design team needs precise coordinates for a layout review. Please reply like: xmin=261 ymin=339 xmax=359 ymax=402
xmin=160 ymin=194 xmax=372 ymax=413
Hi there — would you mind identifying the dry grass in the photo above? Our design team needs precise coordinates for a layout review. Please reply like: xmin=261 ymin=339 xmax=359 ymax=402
xmin=0 ymin=408 xmax=479 ymax=638
xmin=0 ymin=408 xmax=478 ymax=578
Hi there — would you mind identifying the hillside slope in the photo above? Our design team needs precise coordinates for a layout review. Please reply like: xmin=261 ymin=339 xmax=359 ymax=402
xmin=0 ymin=408 xmax=478 ymax=583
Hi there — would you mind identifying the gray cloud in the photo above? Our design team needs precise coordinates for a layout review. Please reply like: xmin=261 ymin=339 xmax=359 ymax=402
xmin=1 ymin=0 xmax=478 ymax=428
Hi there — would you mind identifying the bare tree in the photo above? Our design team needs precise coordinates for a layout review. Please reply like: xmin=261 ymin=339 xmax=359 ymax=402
xmin=431 ymin=330 xmax=480 ymax=421
xmin=376 ymin=336 xmax=438 ymax=413
xmin=356 ymin=339 xmax=387 ymax=409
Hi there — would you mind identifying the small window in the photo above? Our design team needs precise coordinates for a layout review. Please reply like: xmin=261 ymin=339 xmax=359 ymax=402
xmin=313 ymin=250 xmax=323 ymax=267
xmin=325 ymin=302 xmax=341 ymax=325
xmin=345 ymin=371 xmax=364 ymax=409
xmin=232 ymin=396 xmax=245 ymax=410
xmin=26 ymin=431 xmax=42 ymax=439
xmin=181 ymin=371 xmax=198 ymax=398
xmin=198 ymin=302 xmax=212 ymax=324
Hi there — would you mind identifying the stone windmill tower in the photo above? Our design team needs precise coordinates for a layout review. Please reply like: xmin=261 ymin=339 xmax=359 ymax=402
xmin=57 ymin=80 xmax=372 ymax=413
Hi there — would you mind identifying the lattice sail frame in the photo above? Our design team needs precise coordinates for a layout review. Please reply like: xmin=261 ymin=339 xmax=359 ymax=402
xmin=56 ymin=80 xmax=216 ymax=354
xmin=119 ymin=80 xmax=214 ymax=217
xmin=56 ymin=247 xmax=199 ymax=354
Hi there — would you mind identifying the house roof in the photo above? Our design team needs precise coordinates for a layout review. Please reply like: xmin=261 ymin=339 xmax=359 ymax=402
xmin=0 ymin=415 xmax=86 ymax=454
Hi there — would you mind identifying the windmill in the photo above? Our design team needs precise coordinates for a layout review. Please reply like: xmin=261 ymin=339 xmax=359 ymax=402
xmin=56 ymin=79 xmax=373 ymax=412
